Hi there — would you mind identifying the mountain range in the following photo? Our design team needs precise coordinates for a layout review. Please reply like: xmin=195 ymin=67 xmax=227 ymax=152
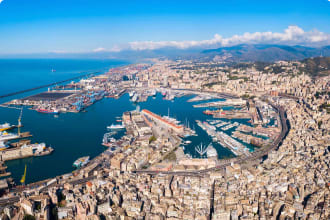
xmin=200 ymin=44 xmax=330 ymax=62
xmin=2 ymin=44 xmax=330 ymax=62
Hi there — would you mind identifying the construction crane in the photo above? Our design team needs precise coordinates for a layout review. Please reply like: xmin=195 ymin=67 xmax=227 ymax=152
xmin=20 ymin=164 xmax=27 ymax=185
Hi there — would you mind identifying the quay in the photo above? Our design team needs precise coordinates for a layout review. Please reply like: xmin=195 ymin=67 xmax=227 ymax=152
xmin=193 ymin=98 xmax=246 ymax=108
xmin=0 ymin=144 xmax=53 ymax=162
xmin=0 ymin=72 xmax=98 ymax=100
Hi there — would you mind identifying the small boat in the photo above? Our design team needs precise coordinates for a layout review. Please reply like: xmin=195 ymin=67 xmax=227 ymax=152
xmin=73 ymin=156 xmax=90 ymax=168
xmin=184 ymin=140 xmax=192 ymax=144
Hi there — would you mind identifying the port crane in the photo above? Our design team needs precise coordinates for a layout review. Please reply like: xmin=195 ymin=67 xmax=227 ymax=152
xmin=17 ymin=107 xmax=23 ymax=135
xmin=195 ymin=143 xmax=209 ymax=157
xmin=20 ymin=164 xmax=27 ymax=185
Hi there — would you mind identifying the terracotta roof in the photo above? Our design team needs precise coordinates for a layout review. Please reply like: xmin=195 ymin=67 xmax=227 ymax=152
xmin=141 ymin=109 xmax=183 ymax=129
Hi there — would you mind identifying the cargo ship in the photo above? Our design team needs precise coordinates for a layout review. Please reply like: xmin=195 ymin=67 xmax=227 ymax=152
xmin=73 ymin=156 xmax=90 ymax=168
xmin=36 ymin=108 xmax=59 ymax=114
xmin=0 ymin=123 xmax=14 ymax=132
xmin=0 ymin=141 xmax=9 ymax=151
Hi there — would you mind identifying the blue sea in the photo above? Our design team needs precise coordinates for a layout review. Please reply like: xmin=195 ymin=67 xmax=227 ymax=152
xmin=0 ymin=59 xmax=253 ymax=184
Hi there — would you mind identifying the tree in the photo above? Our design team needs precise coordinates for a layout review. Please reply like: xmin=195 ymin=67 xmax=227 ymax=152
xmin=23 ymin=215 xmax=36 ymax=220
xmin=149 ymin=136 xmax=156 ymax=143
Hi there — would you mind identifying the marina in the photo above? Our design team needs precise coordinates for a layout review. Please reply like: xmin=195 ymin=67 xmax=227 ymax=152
xmin=0 ymin=62 xmax=279 ymax=185
xmin=1 ymin=92 xmax=242 ymax=184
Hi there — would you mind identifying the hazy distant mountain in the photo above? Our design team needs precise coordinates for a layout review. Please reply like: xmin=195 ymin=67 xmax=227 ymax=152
xmin=2 ymin=44 xmax=330 ymax=62
xmin=201 ymin=44 xmax=330 ymax=62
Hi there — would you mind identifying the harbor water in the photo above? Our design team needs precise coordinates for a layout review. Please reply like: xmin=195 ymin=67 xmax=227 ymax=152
xmin=0 ymin=59 xmax=255 ymax=184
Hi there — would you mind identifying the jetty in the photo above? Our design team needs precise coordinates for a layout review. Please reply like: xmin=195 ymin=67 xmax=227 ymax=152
xmin=0 ymin=72 xmax=98 ymax=100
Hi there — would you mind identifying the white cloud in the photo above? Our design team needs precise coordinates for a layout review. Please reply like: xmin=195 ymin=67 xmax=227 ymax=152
xmin=93 ymin=47 xmax=107 ymax=52
xmin=111 ymin=26 xmax=330 ymax=52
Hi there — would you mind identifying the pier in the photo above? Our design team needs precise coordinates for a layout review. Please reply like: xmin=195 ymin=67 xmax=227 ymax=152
xmin=0 ymin=72 xmax=98 ymax=100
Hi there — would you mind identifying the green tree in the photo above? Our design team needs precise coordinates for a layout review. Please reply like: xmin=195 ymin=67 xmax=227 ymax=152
xmin=23 ymin=215 xmax=36 ymax=220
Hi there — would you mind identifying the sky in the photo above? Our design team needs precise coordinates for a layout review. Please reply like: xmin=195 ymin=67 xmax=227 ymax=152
xmin=0 ymin=0 xmax=330 ymax=54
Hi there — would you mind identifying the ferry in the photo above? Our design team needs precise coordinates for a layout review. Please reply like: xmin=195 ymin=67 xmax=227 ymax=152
xmin=0 ymin=141 xmax=9 ymax=151
xmin=206 ymin=144 xmax=218 ymax=158
xmin=73 ymin=156 xmax=90 ymax=168
xmin=107 ymin=124 xmax=125 ymax=130
xmin=0 ymin=131 xmax=19 ymax=141
xmin=36 ymin=108 xmax=59 ymax=114
xmin=0 ymin=123 xmax=13 ymax=132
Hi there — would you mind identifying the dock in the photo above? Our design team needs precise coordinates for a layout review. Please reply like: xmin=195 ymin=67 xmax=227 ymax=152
xmin=0 ymin=72 xmax=98 ymax=100
xmin=0 ymin=162 xmax=11 ymax=178
xmin=0 ymin=143 xmax=53 ymax=162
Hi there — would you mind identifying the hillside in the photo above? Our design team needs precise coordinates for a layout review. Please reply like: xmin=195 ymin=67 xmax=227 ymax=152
xmin=201 ymin=44 xmax=330 ymax=62
xmin=301 ymin=57 xmax=330 ymax=77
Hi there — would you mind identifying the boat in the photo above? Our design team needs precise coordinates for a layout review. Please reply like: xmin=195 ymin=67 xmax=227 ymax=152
xmin=102 ymin=132 xmax=117 ymax=147
xmin=131 ymin=94 xmax=138 ymax=102
xmin=129 ymin=91 xmax=135 ymax=98
xmin=206 ymin=144 xmax=218 ymax=158
xmin=0 ymin=123 xmax=13 ymax=132
xmin=0 ymin=141 xmax=9 ymax=151
xmin=73 ymin=156 xmax=90 ymax=168
xmin=107 ymin=124 xmax=125 ymax=130
xmin=151 ymin=89 xmax=157 ymax=97
xmin=0 ymin=131 xmax=19 ymax=141
xmin=51 ymin=69 xmax=56 ymax=72
xmin=36 ymin=108 xmax=59 ymax=114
